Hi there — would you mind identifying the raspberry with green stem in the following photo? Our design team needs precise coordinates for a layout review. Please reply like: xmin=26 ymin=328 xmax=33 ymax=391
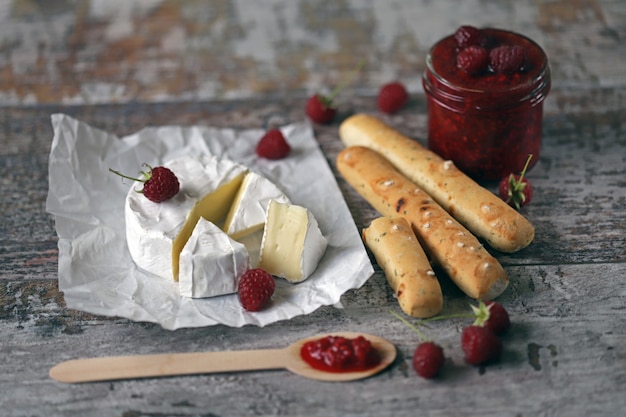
xmin=418 ymin=300 xmax=510 ymax=335
xmin=305 ymin=59 xmax=365 ymax=124
xmin=110 ymin=163 xmax=180 ymax=203
xmin=499 ymin=154 xmax=535 ymax=209
xmin=391 ymin=310 xmax=445 ymax=379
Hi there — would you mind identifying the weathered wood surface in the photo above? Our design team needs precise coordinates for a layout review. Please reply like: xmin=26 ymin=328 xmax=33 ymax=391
xmin=1 ymin=1 xmax=626 ymax=416
xmin=1 ymin=0 xmax=625 ymax=105
xmin=2 ymin=92 xmax=625 ymax=417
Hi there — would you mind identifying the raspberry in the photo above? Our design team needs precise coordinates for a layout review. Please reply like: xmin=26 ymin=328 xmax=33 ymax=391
xmin=412 ymin=341 xmax=445 ymax=379
xmin=305 ymin=94 xmax=337 ymax=124
xmin=142 ymin=166 xmax=180 ymax=203
xmin=461 ymin=325 xmax=502 ymax=365
xmin=489 ymin=45 xmax=526 ymax=74
xmin=470 ymin=300 xmax=512 ymax=336
xmin=499 ymin=174 xmax=533 ymax=209
xmin=454 ymin=25 xmax=484 ymax=48
xmin=499 ymin=154 xmax=534 ymax=209
xmin=390 ymin=310 xmax=445 ymax=379
xmin=255 ymin=128 xmax=291 ymax=160
xmin=109 ymin=164 xmax=180 ymax=203
xmin=377 ymin=81 xmax=409 ymax=114
xmin=306 ymin=60 xmax=365 ymax=123
xmin=237 ymin=268 xmax=275 ymax=312
xmin=484 ymin=301 xmax=511 ymax=335
xmin=456 ymin=46 xmax=489 ymax=74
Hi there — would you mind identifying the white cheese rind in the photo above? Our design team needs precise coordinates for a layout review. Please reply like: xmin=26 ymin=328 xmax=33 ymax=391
xmin=258 ymin=200 xmax=328 ymax=283
xmin=223 ymin=171 xmax=291 ymax=240
xmin=179 ymin=218 xmax=249 ymax=298
xmin=125 ymin=155 xmax=247 ymax=281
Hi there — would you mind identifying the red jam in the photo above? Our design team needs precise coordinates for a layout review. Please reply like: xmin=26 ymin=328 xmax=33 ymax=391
xmin=300 ymin=335 xmax=381 ymax=373
xmin=423 ymin=27 xmax=551 ymax=180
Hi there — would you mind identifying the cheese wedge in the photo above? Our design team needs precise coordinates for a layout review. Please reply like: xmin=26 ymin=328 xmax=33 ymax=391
xmin=258 ymin=200 xmax=327 ymax=283
xmin=125 ymin=155 xmax=247 ymax=281
xmin=223 ymin=171 xmax=291 ymax=240
xmin=179 ymin=218 xmax=249 ymax=298
xmin=170 ymin=172 xmax=246 ymax=280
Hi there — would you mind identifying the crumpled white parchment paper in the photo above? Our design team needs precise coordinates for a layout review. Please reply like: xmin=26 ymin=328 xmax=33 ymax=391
xmin=45 ymin=114 xmax=373 ymax=330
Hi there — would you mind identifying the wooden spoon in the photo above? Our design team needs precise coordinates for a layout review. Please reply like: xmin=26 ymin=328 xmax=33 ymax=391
xmin=49 ymin=332 xmax=396 ymax=383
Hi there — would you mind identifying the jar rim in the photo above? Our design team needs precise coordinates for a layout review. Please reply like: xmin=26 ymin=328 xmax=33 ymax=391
xmin=423 ymin=28 xmax=551 ymax=108
xmin=425 ymin=52 xmax=550 ymax=96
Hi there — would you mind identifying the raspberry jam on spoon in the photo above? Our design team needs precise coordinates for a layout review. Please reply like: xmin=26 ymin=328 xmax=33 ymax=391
xmin=300 ymin=334 xmax=382 ymax=373
xmin=49 ymin=332 xmax=396 ymax=383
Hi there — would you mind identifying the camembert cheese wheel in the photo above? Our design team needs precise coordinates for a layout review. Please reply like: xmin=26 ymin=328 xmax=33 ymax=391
xmin=125 ymin=155 xmax=247 ymax=281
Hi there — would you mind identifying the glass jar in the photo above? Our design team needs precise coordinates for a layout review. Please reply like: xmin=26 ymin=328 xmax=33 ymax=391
xmin=423 ymin=28 xmax=551 ymax=180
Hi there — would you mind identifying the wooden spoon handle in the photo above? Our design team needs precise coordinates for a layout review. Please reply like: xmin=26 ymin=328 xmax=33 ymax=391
xmin=49 ymin=348 xmax=288 ymax=383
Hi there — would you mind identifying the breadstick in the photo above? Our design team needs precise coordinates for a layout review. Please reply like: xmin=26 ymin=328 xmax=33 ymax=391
xmin=363 ymin=217 xmax=443 ymax=318
xmin=337 ymin=146 xmax=508 ymax=300
xmin=339 ymin=113 xmax=534 ymax=253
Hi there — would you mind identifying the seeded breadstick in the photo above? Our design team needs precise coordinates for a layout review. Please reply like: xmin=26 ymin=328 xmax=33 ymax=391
xmin=363 ymin=217 xmax=443 ymax=318
xmin=337 ymin=146 xmax=508 ymax=300
xmin=339 ymin=113 xmax=534 ymax=253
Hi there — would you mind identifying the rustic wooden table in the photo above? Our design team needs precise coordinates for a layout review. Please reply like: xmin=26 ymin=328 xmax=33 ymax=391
xmin=1 ymin=1 xmax=625 ymax=416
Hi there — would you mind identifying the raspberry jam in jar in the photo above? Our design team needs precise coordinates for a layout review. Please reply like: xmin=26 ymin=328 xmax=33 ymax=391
xmin=423 ymin=27 xmax=551 ymax=180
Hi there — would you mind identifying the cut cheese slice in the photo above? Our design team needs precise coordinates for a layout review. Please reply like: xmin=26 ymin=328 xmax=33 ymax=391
xmin=223 ymin=171 xmax=291 ymax=240
xmin=179 ymin=218 xmax=249 ymax=298
xmin=258 ymin=200 xmax=328 ymax=283
xmin=125 ymin=155 xmax=247 ymax=281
